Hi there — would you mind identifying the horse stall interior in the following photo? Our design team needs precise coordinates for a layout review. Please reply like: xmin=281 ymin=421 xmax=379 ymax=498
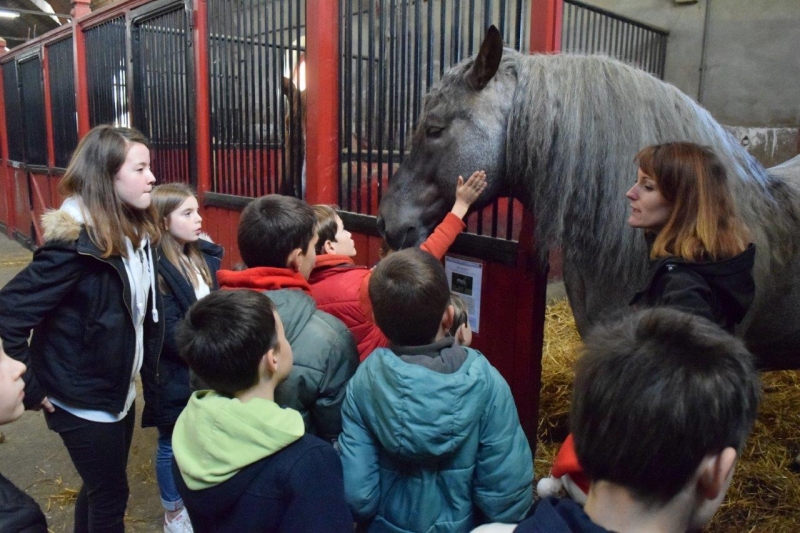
xmin=0 ymin=0 xmax=666 ymax=447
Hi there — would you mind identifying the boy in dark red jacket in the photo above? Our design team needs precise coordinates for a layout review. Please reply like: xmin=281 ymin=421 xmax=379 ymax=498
xmin=309 ymin=171 xmax=487 ymax=361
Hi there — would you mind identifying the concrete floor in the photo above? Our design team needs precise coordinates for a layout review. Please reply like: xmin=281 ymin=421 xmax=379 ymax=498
xmin=0 ymin=233 xmax=163 ymax=532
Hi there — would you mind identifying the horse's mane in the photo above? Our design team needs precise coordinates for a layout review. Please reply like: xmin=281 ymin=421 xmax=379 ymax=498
xmin=502 ymin=51 xmax=798 ymax=284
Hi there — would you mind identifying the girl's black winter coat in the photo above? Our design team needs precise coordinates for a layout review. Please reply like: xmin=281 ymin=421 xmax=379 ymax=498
xmin=0 ymin=210 xmax=165 ymax=413
xmin=141 ymin=239 xmax=223 ymax=428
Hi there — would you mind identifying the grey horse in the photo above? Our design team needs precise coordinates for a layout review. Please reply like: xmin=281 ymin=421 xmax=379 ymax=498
xmin=377 ymin=26 xmax=800 ymax=369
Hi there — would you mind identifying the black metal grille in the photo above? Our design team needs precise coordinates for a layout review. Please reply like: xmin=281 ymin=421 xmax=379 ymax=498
xmin=339 ymin=0 xmax=529 ymax=241
xmin=47 ymin=37 xmax=79 ymax=168
xmin=18 ymin=56 xmax=48 ymax=166
xmin=562 ymin=0 xmax=668 ymax=79
xmin=133 ymin=6 xmax=194 ymax=185
xmin=207 ymin=0 xmax=306 ymax=198
xmin=2 ymin=61 xmax=24 ymax=162
xmin=85 ymin=16 xmax=130 ymax=127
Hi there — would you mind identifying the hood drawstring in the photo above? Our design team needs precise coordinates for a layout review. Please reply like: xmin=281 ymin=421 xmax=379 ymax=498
xmin=147 ymin=239 xmax=159 ymax=323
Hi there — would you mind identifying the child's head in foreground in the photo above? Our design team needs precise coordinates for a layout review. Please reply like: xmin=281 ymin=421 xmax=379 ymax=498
xmin=369 ymin=248 xmax=453 ymax=346
xmin=0 ymin=341 xmax=26 ymax=425
xmin=312 ymin=205 xmax=356 ymax=257
xmin=238 ymin=195 xmax=318 ymax=279
xmin=177 ymin=290 xmax=292 ymax=397
xmin=572 ymin=307 xmax=760 ymax=528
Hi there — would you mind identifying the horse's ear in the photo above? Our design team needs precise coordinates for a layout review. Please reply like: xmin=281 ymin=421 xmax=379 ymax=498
xmin=467 ymin=25 xmax=504 ymax=90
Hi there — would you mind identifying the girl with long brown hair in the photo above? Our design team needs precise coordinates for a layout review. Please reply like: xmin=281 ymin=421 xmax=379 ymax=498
xmin=0 ymin=125 xmax=163 ymax=532
xmin=141 ymin=183 xmax=222 ymax=532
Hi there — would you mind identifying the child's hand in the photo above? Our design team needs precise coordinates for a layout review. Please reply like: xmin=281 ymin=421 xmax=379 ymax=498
xmin=452 ymin=171 xmax=487 ymax=219
xmin=454 ymin=323 xmax=473 ymax=347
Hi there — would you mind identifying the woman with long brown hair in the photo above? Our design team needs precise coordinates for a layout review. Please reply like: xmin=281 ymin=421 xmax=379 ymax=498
xmin=538 ymin=142 xmax=756 ymax=505
xmin=627 ymin=141 xmax=755 ymax=332
xmin=0 ymin=125 xmax=163 ymax=532
xmin=141 ymin=182 xmax=222 ymax=532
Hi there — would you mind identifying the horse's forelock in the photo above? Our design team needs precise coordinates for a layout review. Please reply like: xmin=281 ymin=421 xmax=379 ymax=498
xmin=504 ymin=53 xmax=798 ymax=283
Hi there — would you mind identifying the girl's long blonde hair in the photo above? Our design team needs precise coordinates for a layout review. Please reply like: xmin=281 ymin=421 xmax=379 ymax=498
xmin=636 ymin=142 xmax=750 ymax=262
xmin=152 ymin=183 xmax=212 ymax=288
xmin=59 ymin=126 xmax=160 ymax=257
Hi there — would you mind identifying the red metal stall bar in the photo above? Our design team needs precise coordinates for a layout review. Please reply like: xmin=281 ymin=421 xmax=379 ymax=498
xmin=510 ymin=0 xmax=563 ymax=441
xmin=305 ymin=0 xmax=339 ymax=206
xmin=192 ymin=0 xmax=212 ymax=200
xmin=0 ymin=38 xmax=11 ymax=237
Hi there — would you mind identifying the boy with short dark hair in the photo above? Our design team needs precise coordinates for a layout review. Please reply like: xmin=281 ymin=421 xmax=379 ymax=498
xmin=339 ymin=248 xmax=533 ymax=532
xmin=511 ymin=308 xmax=761 ymax=533
xmin=171 ymin=290 xmax=353 ymax=532
xmin=216 ymin=195 xmax=359 ymax=441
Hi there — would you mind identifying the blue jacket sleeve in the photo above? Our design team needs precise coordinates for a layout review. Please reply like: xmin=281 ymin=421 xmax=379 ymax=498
xmin=0 ymin=245 xmax=83 ymax=408
xmin=313 ymin=327 xmax=359 ymax=442
xmin=338 ymin=380 xmax=381 ymax=522
xmin=473 ymin=365 xmax=534 ymax=522
xmin=281 ymin=443 xmax=353 ymax=532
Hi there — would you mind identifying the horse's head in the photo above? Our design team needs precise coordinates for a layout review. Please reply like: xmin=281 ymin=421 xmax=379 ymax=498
xmin=377 ymin=26 xmax=517 ymax=249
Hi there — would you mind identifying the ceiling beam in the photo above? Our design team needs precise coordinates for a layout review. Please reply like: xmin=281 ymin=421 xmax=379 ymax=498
xmin=0 ymin=7 xmax=72 ymax=21
xmin=22 ymin=0 xmax=63 ymax=25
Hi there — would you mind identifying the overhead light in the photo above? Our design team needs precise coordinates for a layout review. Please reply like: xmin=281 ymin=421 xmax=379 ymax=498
xmin=0 ymin=10 xmax=20 ymax=19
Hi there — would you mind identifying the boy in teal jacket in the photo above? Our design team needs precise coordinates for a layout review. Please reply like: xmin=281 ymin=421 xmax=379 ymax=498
xmin=338 ymin=248 xmax=533 ymax=532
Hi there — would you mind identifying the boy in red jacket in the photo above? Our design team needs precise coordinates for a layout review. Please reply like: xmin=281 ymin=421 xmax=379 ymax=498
xmin=309 ymin=171 xmax=486 ymax=361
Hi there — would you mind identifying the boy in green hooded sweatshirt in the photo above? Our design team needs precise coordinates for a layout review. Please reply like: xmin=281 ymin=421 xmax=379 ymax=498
xmin=171 ymin=289 xmax=352 ymax=532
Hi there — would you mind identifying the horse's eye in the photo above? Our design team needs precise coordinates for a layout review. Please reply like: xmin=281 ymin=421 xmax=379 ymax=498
xmin=426 ymin=125 xmax=444 ymax=138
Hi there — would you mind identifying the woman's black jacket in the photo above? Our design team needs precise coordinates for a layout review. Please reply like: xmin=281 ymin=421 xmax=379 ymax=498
xmin=141 ymin=239 xmax=223 ymax=428
xmin=0 ymin=209 xmax=164 ymax=412
xmin=630 ymin=244 xmax=756 ymax=333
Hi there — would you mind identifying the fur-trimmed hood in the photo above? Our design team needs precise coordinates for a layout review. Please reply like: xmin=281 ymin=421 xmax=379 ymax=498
xmin=41 ymin=196 xmax=85 ymax=243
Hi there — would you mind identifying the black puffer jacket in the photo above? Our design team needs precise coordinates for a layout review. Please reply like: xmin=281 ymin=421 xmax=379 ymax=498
xmin=630 ymin=244 xmax=756 ymax=333
xmin=141 ymin=239 xmax=223 ymax=428
xmin=0 ymin=473 xmax=47 ymax=533
xmin=0 ymin=208 xmax=164 ymax=412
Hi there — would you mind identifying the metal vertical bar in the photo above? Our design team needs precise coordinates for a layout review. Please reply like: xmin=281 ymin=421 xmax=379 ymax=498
xmin=376 ymin=0 xmax=386 ymax=205
xmin=386 ymin=0 xmax=396 ymax=187
xmin=398 ymin=0 xmax=407 ymax=159
xmin=354 ymin=0 xmax=363 ymax=212
xmin=247 ymin=0 xmax=256 ymax=196
xmin=278 ymin=0 xmax=286 ymax=196
xmin=366 ymin=0 xmax=375 ymax=213
xmin=452 ymin=0 xmax=461 ymax=64
xmin=426 ymin=0 xmax=433 ymax=90
xmin=467 ymin=0 xmax=475 ymax=56
xmin=222 ymin=2 xmax=232 ymax=194
xmin=514 ymin=0 xmax=523 ymax=50
xmin=237 ymin=3 xmax=246 ymax=196
xmin=499 ymin=0 xmax=507 ymax=42
xmin=343 ymin=0 xmax=353 ymax=208
xmin=270 ymin=0 xmax=279 ymax=194
xmin=412 ymin=0 xmax=421 ymax=126
xmin=439 ymin=0 xmax=447 ymax=77
xmin=255 ymin=0 xmax=264 ymax=196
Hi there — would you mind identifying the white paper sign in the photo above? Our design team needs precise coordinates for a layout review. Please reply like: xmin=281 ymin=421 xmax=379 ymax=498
xmin=444 ymin=255 xmax=483 ymax=333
